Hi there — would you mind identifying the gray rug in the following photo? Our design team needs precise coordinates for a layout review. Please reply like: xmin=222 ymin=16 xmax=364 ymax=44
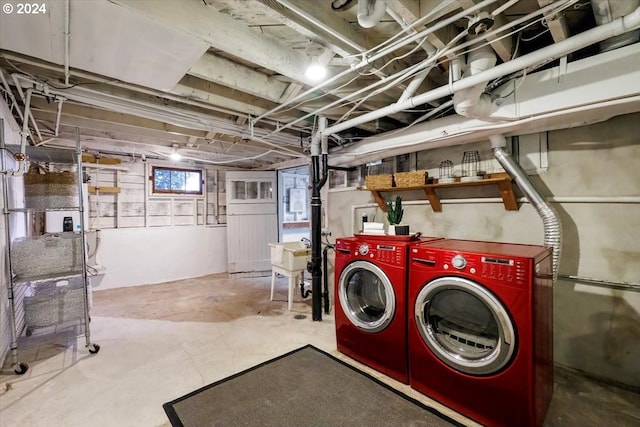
xmin=163 ymin=345 xmax=462 ymax=427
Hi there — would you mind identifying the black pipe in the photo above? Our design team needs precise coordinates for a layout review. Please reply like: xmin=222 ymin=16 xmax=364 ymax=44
xmin=300 ymin=276 xmax=312 ymax=299
xmin=328 ymin=165 xmax=357 ymax=172
xmin=322 ymin=243 xmax=334 ymax=314
xmin=310 ymin=153 xmax=328 ymax=321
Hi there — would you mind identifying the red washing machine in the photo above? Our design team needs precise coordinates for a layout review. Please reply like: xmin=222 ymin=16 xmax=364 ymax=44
xmin=408 ymin=239 xmax=553 ymax=427
xmin=334 ymin=235 xmax=442 ymax=384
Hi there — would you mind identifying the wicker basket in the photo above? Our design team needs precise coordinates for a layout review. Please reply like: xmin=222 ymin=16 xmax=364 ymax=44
xmin=394 ymin=171 xmax=428 ymax=187
xmin=365 ymin=174 xmax=394 ymax=190
xmin=24 ymin=164 xmax=78 ymax=209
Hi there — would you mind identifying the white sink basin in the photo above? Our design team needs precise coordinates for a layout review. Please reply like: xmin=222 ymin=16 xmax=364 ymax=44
xmin=269 ymin=242 xmax=311 ymax=272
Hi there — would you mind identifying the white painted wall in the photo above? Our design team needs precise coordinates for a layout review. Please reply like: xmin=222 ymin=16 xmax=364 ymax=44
xmin=94 ymin=225 xmax=228 ymax=289
xmin=0 ymin=102 xmax=24 ymax=368
xmin=327 ymin=112 xmax=640 ymax=389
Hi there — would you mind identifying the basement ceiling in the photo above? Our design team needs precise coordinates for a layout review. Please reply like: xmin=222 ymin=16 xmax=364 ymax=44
xmin=0 ymin=0 xmax=638 ymax=169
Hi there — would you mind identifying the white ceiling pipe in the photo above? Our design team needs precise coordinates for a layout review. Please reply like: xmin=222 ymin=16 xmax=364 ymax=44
xmin=275 ymin=0 xmax=365 ymax=52
xmin=385 ymin=6 xmax=438 ymax=104
xmin=50 ymin=85 xmax=304 ymax=150
xmin=4 ymin=88 xmax=33 ymax=177
xmin=10 ymin=72 xmax=306 ymax=159
xmin=64 ymin=0 xmax=70 ymax=86
xmin=0 ymin=69 xmax=25 ymax=126
xmin=264 ymin=55 xmax=437 ymax=138
xmin=323 ymin=5 xmax=640 ymax=137
xmin=308 ymin=0 xmax=576 ymax=136
xmin=329 ymin=95 xmax=640 ymax=166
xmin=10 ymin=74 xmax=43 ymax=142
xmin=357 ymin=0 xmax=386 ymax=28
xmin=592 ymin=0 xmax=640 ymax=52
xmin=253 ymin=0 xmax=499 ymax=125
xmin=0 ymin=52 xmax=309 ymax=136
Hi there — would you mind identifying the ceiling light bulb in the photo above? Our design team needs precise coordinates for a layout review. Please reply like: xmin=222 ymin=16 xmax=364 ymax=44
xmin=305 ymin=57 xmax=327 ymax=82
xmin=170 ymin=152 xmax=181 ymax=161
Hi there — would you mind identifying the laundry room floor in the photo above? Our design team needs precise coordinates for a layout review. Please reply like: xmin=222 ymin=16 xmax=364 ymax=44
xmin=1 ymin=273 xmax=638 ymax=427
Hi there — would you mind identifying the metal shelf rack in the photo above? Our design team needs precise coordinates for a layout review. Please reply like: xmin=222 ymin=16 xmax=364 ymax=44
xmin=1 ymin=132 xmax=100 ymax=375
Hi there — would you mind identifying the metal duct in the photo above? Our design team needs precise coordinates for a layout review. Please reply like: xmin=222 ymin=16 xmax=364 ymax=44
xmin=357 ymin=0 xmax=386 ymax=28
xmin=490 ymin=135 xmax=561 ymax=281
xmin=592 ymin=0 xmax=640 ymax=52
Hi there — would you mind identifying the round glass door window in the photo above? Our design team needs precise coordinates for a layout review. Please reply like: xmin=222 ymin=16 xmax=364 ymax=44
xmin=415 ymin=277 xmax=516 ymax=375
xmin=338 ymin=261 xmax=395 ymax=333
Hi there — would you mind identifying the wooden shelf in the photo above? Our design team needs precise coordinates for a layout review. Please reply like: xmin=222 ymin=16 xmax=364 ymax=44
xmin=88 ymin=186 xmax=121 ymax=194
xmin=366 ymin=174 xmax=518 ymax=212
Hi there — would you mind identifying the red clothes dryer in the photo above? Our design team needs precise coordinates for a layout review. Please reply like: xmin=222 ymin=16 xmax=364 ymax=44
xmin=334 ymin=235 xmax=442 ymax=384
xmin=408 ymin=239 xmax=553 ymax=427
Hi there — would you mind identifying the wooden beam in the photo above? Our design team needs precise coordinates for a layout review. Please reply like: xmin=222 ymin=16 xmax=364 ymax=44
xmin=538 ymin=0 xmax=569 ymax=43
xmin=188 ymin=54 xmax=289 ymax=102
xmin=111 ymin=0 xmax=311 ymax=82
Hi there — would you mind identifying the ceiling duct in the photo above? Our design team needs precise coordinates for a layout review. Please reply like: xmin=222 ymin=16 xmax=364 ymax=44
xmin=592 ymin=0 xmax=640 ymax=52
xmin=453 ymin=33 xmax=498 ymax=119
xmin=357 ymin=0 xmax=386 ymax=28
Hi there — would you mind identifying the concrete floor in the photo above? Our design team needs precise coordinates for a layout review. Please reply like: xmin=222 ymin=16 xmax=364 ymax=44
xmin=1 ymin=273 xmax=638 ymax=427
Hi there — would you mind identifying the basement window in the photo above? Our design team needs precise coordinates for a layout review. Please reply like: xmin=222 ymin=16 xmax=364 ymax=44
xmin=152 ymin=166 xmax=203 ymax=195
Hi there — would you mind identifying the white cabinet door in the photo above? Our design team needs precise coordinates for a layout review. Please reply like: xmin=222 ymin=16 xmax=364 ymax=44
xmin=225 ymin=171 xmax=277 ymax=275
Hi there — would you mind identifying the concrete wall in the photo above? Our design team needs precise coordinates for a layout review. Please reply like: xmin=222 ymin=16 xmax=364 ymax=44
xmin=326 ymin=112 xmax=640 ymax=389
xmin=93 ymin=226 xmax=228 ymax=290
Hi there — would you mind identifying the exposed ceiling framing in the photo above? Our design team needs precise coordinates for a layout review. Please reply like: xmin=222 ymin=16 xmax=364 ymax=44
xmin=0 ymin=0 xmax=637 ymax=169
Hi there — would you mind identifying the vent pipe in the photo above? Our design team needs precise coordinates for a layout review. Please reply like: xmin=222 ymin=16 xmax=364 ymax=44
xmin=357 ymin=0 xmax=386 ymax=28
xmin=490 ymin=134 xmax=561 ymax=281
xmin=592 ymin=0 xmax=640 ymax=52
xmin=453 ymin=35 xmax=497 ymax=119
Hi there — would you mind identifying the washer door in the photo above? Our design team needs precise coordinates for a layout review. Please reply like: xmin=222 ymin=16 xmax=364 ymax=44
xmin=338 ymin=261 xmax=395 ymax=333
xmin=414 ymin=276 xmax=516 ymax=375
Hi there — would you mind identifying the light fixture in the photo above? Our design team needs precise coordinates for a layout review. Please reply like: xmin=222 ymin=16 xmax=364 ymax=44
xmin=170 ymin=146 xmax=182 ymax=161
xmin=305 ymin=56 xmax=327 ymax=82
xmin=305 ymin=43 xmax=327 ymax=82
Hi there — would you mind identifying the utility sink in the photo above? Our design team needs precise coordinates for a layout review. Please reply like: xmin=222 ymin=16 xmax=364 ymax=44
xmin=269 ymin=242 xmax=311 ymax=272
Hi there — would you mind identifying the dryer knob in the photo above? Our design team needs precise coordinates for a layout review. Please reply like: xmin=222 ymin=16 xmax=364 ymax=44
xmin=358 ymin=244 xmax=369 ymax=255
xmin=451 ymin=254 xmax=467 ymax=270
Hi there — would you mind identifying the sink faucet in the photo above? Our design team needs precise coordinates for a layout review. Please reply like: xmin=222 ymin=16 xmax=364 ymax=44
xmin=300 ymin=237 xmax=311 ymax=248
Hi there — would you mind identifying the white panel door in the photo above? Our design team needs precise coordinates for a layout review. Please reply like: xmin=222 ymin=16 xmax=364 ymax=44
xmin=226 ymin=171 xmax=277 ymax=275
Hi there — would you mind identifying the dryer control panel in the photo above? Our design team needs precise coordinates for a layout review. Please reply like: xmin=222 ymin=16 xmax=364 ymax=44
xmin=445 ymin=252 xmax=531 ymax=287
xmin=410 ymin=246 xmax=533 ymax=288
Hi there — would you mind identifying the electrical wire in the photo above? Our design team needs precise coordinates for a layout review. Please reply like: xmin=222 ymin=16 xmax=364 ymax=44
xmin=331 ymin=0 xmax=580 ymax=126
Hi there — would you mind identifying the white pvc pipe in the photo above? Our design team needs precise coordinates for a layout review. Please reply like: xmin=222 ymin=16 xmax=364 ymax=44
xmin=11 ymin=74 xmax=43 ymax=142
xmin=0 ymin=70 xmax=26 ymax=125
xmin=386 ymin=6 xmax=438 ymax=104
xmin=2 ymin=52 xmax=308 ymax=139
xmin=64 ymin=0 xmax=70 ymax=86
xmin=254 ymin=0 xmax=499 ymax=124
xmin=276 ymin=0 xmax=365 ymax=52
xmin=323 ymin=6 xmax=640 ymax=136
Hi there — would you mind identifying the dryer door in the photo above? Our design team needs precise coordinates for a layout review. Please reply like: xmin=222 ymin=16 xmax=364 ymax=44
xmin=338 ymin=261 xmax=395 ymax=333
xmin=414 ymin=276 xmax=516 ymax=376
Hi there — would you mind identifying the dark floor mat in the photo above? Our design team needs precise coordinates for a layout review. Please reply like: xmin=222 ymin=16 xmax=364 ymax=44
xmin=163 ymin=345 xmax=463 ymax=427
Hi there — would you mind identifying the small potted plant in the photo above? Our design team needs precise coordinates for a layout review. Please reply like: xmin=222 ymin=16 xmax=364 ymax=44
xmin=386 ymin=196 xmax=409 ymax=235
